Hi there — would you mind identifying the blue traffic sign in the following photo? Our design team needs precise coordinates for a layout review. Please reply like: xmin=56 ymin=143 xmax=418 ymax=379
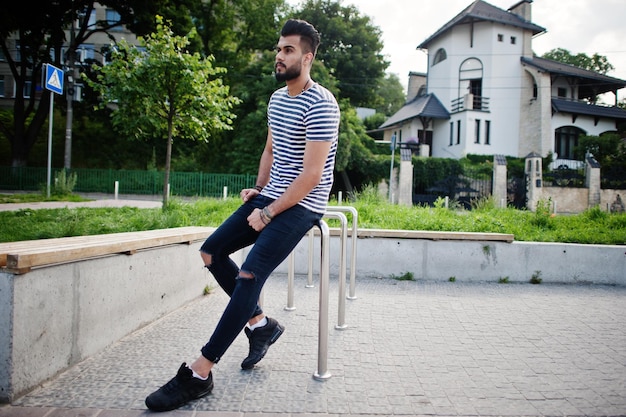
xmin=44 ymin=64 xmax=64 ymax=95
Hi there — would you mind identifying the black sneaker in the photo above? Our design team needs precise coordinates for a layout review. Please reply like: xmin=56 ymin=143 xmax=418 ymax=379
xmin=241 ymin=317 xmax=285 ymax=370
xmin=145 ymin=363 xmax=213 ymax=412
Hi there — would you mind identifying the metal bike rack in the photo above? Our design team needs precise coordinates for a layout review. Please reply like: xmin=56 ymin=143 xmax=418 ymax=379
xmin=283 ymin=207 xmax=358 ymax=381
xmin=285 ymin=212 xmax=348 ymax=329
xmin=326 ymin=206 xmax=358 ymax=300
xmin=299 ymin=206 xmax=358 ymax=298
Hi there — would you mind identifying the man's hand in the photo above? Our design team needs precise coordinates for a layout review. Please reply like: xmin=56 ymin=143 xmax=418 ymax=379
xmin=240 ymin=188 xmax=260 ymax=202
xmin=247 ymin=208 xmax=267 ymax=231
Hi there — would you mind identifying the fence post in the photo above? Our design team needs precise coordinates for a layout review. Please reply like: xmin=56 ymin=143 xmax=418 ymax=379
xmin=586 ymin=155 xmax=601 ymax=208
xmin=493 ymin=155 xmax=507 ymax=208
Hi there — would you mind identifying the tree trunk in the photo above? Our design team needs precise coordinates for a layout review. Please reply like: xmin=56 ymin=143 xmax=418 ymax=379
xmin=10 ymin=90 xmax=52 ymax=167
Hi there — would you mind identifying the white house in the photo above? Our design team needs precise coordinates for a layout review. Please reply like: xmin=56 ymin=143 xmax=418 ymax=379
xmin=379 ymin=0 xmax=626 ymax=165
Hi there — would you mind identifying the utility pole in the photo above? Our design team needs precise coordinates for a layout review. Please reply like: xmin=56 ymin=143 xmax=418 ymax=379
xmin=64 ymin=7 xmax=77 ymax=170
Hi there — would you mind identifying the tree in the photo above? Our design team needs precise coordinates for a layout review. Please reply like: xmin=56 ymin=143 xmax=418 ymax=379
xmin=542 ymin=48 xmax=614 ymax=75
xmin=0 ymin=0 xmax=199 ymax=168
xmin=86 ymin=17 xmax=240 ymax=205
xmin=575 ymin=133 xmax=626 ymax=188
xmin=293 ymin=0 xmax=389 ymax=108
xmin=372 ymin=73 xmax=405 ymax=116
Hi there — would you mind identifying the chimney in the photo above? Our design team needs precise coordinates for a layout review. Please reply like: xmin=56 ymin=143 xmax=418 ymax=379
xmin=406 ymin=72 xmax=427 ymax=102
xmin=508 ymin=0 xmax=532 ymax=21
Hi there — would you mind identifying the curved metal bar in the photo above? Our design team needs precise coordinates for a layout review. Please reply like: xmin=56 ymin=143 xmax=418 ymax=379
xmin=313 ymin=219 xmax=331 ymax=381
xmin=322 ymin=211 xmax=348 ymax=330
xmin=326 ymin=206 xmax=358 ymax=299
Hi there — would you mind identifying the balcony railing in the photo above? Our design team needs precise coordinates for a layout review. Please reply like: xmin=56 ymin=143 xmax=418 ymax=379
xmin=451 ymin=93 xmax=490 ymax=113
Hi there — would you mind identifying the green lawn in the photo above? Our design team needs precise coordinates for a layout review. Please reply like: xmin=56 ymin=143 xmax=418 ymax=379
xmin=1 ymin=192 xmax=625 ymax=245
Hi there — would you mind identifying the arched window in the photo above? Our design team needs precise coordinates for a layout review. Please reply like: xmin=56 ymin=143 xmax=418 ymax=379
xmin=459 ymin=58 xmax=483 ymax=109
xmin=554 ymin=126 xmax=585 ymax=160
xmin=432 ymin=48 xmax=447 ymax=66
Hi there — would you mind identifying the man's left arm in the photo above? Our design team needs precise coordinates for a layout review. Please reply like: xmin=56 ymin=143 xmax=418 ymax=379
xmin=247 ymin=140 xmax=332 ymax=231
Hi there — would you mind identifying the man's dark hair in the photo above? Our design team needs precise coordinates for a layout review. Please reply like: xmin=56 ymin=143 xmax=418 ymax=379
xmin=280 ymin=19 xmax=320 ymax=57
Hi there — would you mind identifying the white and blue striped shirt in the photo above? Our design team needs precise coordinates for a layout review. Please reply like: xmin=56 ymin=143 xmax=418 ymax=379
xmin=262 ymin=83 xmax=340 ymax=214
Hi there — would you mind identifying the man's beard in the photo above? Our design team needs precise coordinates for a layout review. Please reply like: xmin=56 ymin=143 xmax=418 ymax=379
xmin=275 ymin=62 xmax=302 ymax=82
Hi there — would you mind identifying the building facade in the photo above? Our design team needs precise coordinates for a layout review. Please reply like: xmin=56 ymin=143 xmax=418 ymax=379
xmin=0 ymin=2 xmax=139 ymax=106
xmin=380 ymin=0 xmax=626 ymax=166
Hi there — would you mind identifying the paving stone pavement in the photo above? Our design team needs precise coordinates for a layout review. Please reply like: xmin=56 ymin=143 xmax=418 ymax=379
xmin=1 ymin=274 xmax=625 ymax=417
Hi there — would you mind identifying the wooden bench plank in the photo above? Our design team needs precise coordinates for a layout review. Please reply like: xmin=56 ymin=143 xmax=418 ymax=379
xmin=1 ymin=227 xmax=215 ymax=272
xmin=356 ymin=229 xmax=515 ymax=242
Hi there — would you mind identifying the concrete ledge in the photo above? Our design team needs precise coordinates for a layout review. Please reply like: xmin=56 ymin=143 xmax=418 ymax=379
xmin=0 ymin=227 xmax=242 ymax=403
xmin=277 ymin=228 xmax=625 ymax=286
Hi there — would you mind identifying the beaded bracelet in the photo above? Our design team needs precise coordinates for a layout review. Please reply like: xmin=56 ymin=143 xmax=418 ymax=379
xmin=262 ymin=206 xmax=274 ymax=221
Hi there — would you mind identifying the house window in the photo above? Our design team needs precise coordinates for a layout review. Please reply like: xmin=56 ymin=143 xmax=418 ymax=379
xmin=0 ymin=75 xmax=4 ymax=97
xmin=0 ymin=48 xmax=5 ymax=61
xmin=85 ymin=9 xmax=97 ymax=28
xmin=554 ymin=126 xmax=585 ymax=160
xmin=15 ymin=79 xmax=32 ymax=98
xmin=557 ymin=87 xmax=567 ymax=98
xmin=106 ymin=10 xmax=123 ymax=31
xmin=497 ymin=34 xmax=503 ymax=42
xmin=459 ymin=58 xmax=483 ymax=109
xmin=485 ymin=120 xmax=491 ymax=145
xmin=474 ymin=119 xmax=481 ymax=144
xmin=510 ymin=36 xmax=516 ymax=44
xmin=433 ymin=48 xmax=447 ymax=66
xmin=77 ymin=44 xmax=95 ymax=62
xmin=533 ymin=83 xmax=538 ymax=99
xmin=456 ymin=120 xmax=461 ymax=145
xmin=449 ymin=122 xmax=454 ymax=146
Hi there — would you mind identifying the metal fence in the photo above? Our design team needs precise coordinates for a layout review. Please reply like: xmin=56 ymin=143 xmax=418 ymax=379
xmin=412 ymin=163 xmax=492 ymax=209
xmin=0 ymin=166 xmax=257 ymax=198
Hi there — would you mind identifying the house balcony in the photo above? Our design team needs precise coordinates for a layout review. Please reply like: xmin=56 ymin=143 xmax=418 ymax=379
xmin=451 ymin=93 xmax=489 ymax=113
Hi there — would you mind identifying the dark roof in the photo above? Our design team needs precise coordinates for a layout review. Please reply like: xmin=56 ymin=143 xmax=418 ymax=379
xmin=418 ymin=0 xmax=545 ymax=49
xmin=552 ymin=98 xmax=626 ymax=120
xmin=521 ymin=56 xmax=626 ymax=96
xmin=379 ymin=94 xmax=450 ymax=129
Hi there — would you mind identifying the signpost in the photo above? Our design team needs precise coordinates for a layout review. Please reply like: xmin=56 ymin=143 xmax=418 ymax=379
xmin=43 ymin=64 xmax=64 ymax=197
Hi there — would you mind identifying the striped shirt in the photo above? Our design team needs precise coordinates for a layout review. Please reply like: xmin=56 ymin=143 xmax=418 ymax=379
xmin=262 ymin=83 xmax=340 ymax=214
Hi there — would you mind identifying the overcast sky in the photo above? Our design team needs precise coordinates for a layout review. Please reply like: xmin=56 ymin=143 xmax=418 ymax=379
xmin=287 ymin=0 xmax=626 ymax=95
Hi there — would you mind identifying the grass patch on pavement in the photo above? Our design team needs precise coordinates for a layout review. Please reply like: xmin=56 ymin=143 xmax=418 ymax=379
xmin=1 ymin=190 xmax=625 ymax=245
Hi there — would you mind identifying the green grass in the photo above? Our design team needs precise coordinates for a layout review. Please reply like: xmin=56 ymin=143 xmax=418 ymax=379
xmin=0 ymin=193 xmax=89 ymax=203
xmin=1 ymin=190 xmax=625 ymax=245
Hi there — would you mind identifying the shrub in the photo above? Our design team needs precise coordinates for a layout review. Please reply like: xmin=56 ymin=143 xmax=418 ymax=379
xmin=46 ymin=169 xmax=78 ymax=197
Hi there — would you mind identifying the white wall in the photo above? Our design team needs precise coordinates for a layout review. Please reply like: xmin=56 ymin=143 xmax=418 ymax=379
xmin=551 ymin=113 xmax=619 ymax=138
xmin=427 ymin=21 xmax=528 ymax=158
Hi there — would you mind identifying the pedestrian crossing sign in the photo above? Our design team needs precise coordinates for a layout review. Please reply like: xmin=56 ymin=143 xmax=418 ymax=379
xmin=44 ymin=64 xmax=64 ymax=95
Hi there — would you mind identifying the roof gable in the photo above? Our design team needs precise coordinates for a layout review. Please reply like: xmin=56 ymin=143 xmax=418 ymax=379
xmin=379 ymin=94 xmax=450 ymax=129
xmin=522 ymin=56 xmax=626 ymax=97
xmin=418 ymin=0 xmax=545 ymax=48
